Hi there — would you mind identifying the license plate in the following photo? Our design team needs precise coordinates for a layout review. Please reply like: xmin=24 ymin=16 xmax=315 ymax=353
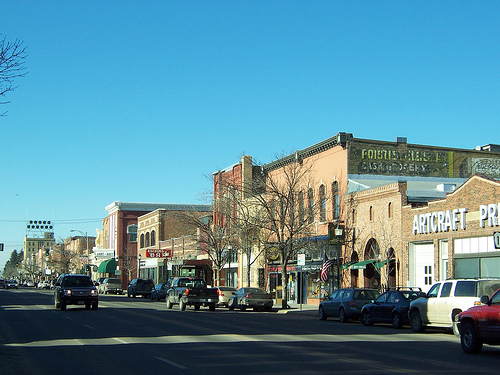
xmin=77 ymin=301 xmax=85 ymax=305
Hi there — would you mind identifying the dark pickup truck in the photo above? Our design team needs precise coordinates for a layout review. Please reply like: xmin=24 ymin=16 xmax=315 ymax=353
xmin=165 ymin=277 xmax=218 ymax=311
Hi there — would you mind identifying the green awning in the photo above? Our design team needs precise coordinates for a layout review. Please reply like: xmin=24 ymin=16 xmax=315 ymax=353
xmin=97 ymin=258 xmax=117 ymax=273
xmin=341 ymin=261 xmax=357 ymax=269
xmin=374 ymin=258 xmax=395 ymax=268
xmin=350 ymin=259 xmax=378 ymax=270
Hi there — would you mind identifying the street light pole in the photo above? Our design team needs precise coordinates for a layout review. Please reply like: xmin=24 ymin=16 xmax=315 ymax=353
xmin=334 ymin=226 xmax=344 ymax=290
xmin=70 ymin=230 xmax=89 ymax=276
xmin=138 ymin=254 xmax=142 ymax=279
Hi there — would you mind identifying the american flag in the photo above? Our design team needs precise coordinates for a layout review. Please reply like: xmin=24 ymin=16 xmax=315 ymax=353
xmin=320 ymin=253 xmax=333 ymax=282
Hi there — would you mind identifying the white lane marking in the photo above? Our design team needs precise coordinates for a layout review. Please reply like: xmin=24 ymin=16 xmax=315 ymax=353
xmin=5 ymin=333 xmax=459 ymax=347
xmin=84 ymin=325 xmax=95 ymax=330
xmin=155 ymin=356 xmax=188 ymax=370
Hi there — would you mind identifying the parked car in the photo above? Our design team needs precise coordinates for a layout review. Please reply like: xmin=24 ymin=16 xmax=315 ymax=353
xmin=150 ymin=282 xmax=170 ymax=301
xmin=361 ymin=288 xmax=422 ymax=328
xmin=409 ymin=279 xmax=500 ymax=335
xmin=100 ymin=278 xmax=123 ymax=294
xmin=54 ymin=274 xmax=98 ymax=310
xmin=458 ymin=288 xmax=500 ymax=353
xmin=319 ymin=288 xmax=379 ymax=323
xmin=127 ymin=278 xmax=155 ymax=298
xmin=37 ymin=281 xmax=50 ymax=289
xmin=228 ymin=287 xmax=273 ymax=311
xmin=214 ymin=286 xmax=237 ymax=307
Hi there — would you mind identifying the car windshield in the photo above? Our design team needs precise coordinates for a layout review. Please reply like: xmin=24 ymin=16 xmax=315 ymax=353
xmin=401 ymin=291 xmax=421 ymax=300
xmin=62 ymin=276 xmax=93 ymax=287
xmin=479 ymin=281 xmax=500 ymax=298
xmin=243 ymin=288 xmax=265 ymax=294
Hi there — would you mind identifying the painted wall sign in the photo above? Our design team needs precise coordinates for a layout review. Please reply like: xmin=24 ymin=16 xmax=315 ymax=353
xmin=413 ymin=203 xmax=500 ymax=234
xmin=146 ymin=249 xmax=171 ymax=258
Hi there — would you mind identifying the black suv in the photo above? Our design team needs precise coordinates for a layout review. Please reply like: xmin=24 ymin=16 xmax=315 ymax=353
xmin=127 ymin=278 xmax=155 ymax=298
xmin=54 ymin=274 xmax=99 ymax=310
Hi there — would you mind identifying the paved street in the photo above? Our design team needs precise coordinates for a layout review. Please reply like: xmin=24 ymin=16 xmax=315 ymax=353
xmin=1 ymin=288 xmax=499 ymax=375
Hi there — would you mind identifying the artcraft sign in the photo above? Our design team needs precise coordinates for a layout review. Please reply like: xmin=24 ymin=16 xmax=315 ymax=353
xmin=146 ymin=249 xmax=171 ymax=258
xmin=413 ymin=203 xmax=500 ymax=235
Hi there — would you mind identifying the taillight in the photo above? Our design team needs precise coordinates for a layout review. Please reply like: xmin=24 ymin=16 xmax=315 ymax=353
xmin=217 ymin=289 xmax=221 ymax=296
xmin=184 ymin=288 xmax=189 ymax=296
xmin=245 ymin=294 xmax=253 ymax=298
xmin=220 ymin=291 xmax=225 ymax=296
xmin=349 ymin=300 xmax=356 ymax=308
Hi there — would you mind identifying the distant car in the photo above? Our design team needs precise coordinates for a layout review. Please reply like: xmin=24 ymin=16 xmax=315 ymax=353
xmin=127 ymin=278 xmax=155 ymax=298
xmin=25 ymin=280 xmax=35 ymax=287
xmin=54 ymin=274 xmax=98 ymax=310
xmin=0 ymin=279 xmax=5 ymax=288
xmin=6 ymin=280 xmax=19 ymax=289
xmin=361 ymin=288 xmax=423 ymax=328
xmin=100 ymin=278 xmax=123 ymax=294
xmin=150 ymin=282 xmax=169 ymax=301
xmin=409 ymin=279 xmax=500 ymax=335
xmin=458 ymin=288 xmax=500 ymax=353
xmin=214 ymin=286 xmax=237 ymax=307
xmin=37 ymin=281 xmax=50 ymax=289
xmin=228 ymin=287 xmax=273 ymax=311
xmin=319 ymin=288 xmax=380 ymax=323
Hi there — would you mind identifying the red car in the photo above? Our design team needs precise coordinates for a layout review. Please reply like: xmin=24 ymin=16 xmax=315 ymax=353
xmin=458 ymin=288 xmax=500 ymax=353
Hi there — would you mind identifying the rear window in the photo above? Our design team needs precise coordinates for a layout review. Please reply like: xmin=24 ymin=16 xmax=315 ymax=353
xmin=354 ymin=290 xmax=378 ymax=300
xmin=454 ymin=281 xmax=477 ymax=297
xmin=478 ymin=280 xmax=500 ymax=297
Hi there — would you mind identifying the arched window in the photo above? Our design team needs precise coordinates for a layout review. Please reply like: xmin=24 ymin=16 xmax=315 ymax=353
xmin=298 ymin=191 xmax=305 ymax=223
xmin=151 ymin=230 xmax=156 ymax=246
xmin=319 ymin=185 xmax=326 ymax=222
xmin=369 ymin=206 xmax=374 ymax=222
xmin=388 ymin=202 xmax=393 ymax=218
xmin=332 ymin=181 xmax=339 ymax=220
xmin=140 ymin=233 xmax=145 ymax=248
xmin=308 ymin=187 xmax=314 ymax=224
xmin=145 ymin=232 xmax=150 ymax=247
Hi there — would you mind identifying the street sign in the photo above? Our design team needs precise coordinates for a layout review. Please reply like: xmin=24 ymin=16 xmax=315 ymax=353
xmin=494 ymin=232 xmax=500 ymax=249
xmin=297 ymin=253 xmax=306 ymax=266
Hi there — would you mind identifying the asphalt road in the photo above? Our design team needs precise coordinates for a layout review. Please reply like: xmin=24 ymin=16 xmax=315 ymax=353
xmin=1 ymin=288 xmax=499 ymax=375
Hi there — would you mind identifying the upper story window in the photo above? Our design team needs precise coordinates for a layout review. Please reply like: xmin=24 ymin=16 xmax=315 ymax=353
xmin=369 ymin=206 xmax=374 ymax=222
xmin=388 ymin=202 xmax=393 ymax=219
xmin=140 ymin=233 xmax=145 ymax=248
xmin=127 ymin=224 xmax=138 ymax=243
xmin=332 ymin=181 xmax=339 ymax=220
xmin=298 ymin=191 xmax=305 ymax=223
xmin=319 ymin=185 xmax=326 ymax=222
xmin=145 ymin=232 xmax=150 ymax=247
xmin=151 ymin=230 xmax=156 ymax=246
xmin=308 ymin=187 xmax=314 ymax=224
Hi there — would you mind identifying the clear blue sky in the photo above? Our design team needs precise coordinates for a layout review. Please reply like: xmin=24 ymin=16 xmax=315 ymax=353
xmin=2 ymin=1 xmax=500 ymax=270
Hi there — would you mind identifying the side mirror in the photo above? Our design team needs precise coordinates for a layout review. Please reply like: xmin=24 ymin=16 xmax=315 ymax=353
xmin=419 ymin=292 xmax=427 ymax=298
xmin=480 ymin=295 xmax=490 ymax=305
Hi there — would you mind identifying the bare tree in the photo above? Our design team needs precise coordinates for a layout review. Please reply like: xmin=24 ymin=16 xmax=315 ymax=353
xmin=174 ymin=211 xmax=234 ymax=286
xmin=240 ymin=156 xmax=325 ymax=309
xmin=1 ymin=34 xmax=28 ymax=116
xmin=120 ymin=245 xmax=137 ymax=282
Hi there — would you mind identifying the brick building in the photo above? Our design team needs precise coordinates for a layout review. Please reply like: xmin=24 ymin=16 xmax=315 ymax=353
xmin=402 ymin=175 xmax=500 ymax=292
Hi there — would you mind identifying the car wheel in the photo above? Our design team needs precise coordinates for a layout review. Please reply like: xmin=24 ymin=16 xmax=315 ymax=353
xmin=319 ymin=306 xmax=327 ymax=321
xmin=166 ymin=298 xmax=173 ymax=309
xmin=228 ymin=305 xmax=234 ymax=311
xmin=362 ymin=310 xmax=373 ymax=326
xmin=410 ymin=310 xmax=426 ymax=333
xmin=194 ymin=305 xmax=201 ymax=311
xmin=60 ymin=300 xmax=67 ymax=311
xmin=241 ymin=306 xmax=246 ymax=311
xmin=209 ymin=305 xmax=216 ymax=311
xmin=179 ymin=299 xmax=186 ymax=311
xmin=461 ymin=322 xmax=483 ymax=354
xmin=339 ymin=308 xmax=348 ymax=323
xmin=54 ymin=297 xmax=60 ymax=309
xmin=91 ymin=301 xmax=98 ymax=310
xmin=85 ymin=302 xmax=91 ymax=310
xmin=392 ymin=312 xmax=403 ymax=329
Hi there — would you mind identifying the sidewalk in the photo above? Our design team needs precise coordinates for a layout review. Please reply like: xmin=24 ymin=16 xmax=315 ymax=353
xmin=276 ymin=302 xmax=318 ymax=315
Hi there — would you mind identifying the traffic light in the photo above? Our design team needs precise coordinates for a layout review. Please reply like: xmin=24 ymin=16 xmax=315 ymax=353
xmin=0 ymin=243 xmax=3 ymax=251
